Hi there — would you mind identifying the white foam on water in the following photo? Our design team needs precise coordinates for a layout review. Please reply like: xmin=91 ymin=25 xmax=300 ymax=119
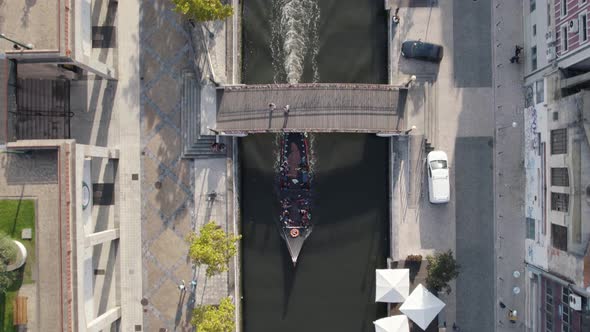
xmin=271 ymin=0 xmax=320 ymax=84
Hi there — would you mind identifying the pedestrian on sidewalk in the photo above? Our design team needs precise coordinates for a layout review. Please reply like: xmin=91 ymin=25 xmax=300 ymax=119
xmin=282 ymin=105 xmax=290 ymax=129
xmin=392 ymin=7 xmax=400 ymax=24
xmin=510 ymin=45 xmax=523 ymax=63
xmin=178 ymin=280 xmax=186 ymax=292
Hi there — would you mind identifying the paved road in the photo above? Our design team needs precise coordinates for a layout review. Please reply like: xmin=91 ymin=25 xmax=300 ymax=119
xmin=454 ymin=137 xmax=494 ymax=332
xmin=453 ymin=0 xmax=492 ymax=87
xmin=390 ymin=0 xmax=496 ymax=329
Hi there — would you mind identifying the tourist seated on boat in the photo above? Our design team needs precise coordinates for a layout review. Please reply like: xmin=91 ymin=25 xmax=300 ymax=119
xmin=281 ymin=198 xmax=291 ymax=209
xmin=302 ymin=216 xmax=310 ymax=226
xmin=282 ymin=210 xmax=290 ymax=217
xmin=301 ymin=170 xmax=309 ymax=183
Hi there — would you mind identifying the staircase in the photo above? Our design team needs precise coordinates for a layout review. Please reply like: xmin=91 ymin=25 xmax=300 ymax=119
xmin=181 ymin=71 xmax=225 ymax=159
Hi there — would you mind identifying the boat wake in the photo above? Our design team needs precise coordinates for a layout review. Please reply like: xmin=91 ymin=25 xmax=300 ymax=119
xmin=271 ymin=0 xmax=319 ymax=265
xmin=271 ymin=0 xmax=320 ymax=84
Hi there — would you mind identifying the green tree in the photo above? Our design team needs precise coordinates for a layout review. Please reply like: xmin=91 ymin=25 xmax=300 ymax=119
xmin=0 ymin=233 xmax=18 ymax=293
xmin=188 ymin=221 xmax=241 ymax=277
xmin=172 ymin=0 xmax=233 ymax=22
xmin=191 ymin=297 xmax=235 ymax=332
xmin=426 ymin=250 xmax=460 ymax=295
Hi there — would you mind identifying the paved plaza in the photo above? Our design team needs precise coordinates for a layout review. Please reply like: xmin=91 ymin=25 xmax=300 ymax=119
xmin=139 ymin=1 xmax=234 ymax=331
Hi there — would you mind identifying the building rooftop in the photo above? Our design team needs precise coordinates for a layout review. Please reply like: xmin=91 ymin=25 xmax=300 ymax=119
xmin=0 ymin=140 xmax=121 ymax=331
xmin=0 ymin=0 xmax=117 ymax=79
xmin=0 ymin=0 xmax=60 ymax=52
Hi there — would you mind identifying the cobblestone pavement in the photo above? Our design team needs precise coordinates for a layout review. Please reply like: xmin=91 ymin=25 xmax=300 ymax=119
xmin=139 ymin=0 xmax=237 ymax=330
xmin=140 ymin=1 xmax=200 ymax=330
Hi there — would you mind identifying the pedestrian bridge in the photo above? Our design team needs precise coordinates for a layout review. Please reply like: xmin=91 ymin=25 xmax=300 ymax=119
xmin=213 ymin=83 xmax=406 ymax=134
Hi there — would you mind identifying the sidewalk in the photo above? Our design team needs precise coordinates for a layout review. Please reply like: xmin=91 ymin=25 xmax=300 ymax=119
xmin=117 ymin=0 xmax=143 ymax=330
xmin=139 ymin=1 xmax=237 ymax=331
xmin=491 ymin=0 xmax=526 ymax=330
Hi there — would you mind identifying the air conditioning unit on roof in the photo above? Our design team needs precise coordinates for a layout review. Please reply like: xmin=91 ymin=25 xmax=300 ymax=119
xmin=569 ymin=294 xmax=582 ymax=311
xmin=568 ymin=18 xmax=579 ymax=33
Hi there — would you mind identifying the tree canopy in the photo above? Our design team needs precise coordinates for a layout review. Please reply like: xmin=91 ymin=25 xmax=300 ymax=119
xmin=191 ymin=296 xmax=235 ymax=332
xmin=425 ymin=250 xmax=460 ymax=295
xmin=172 ymin=0 xmax=233 ymax=22
xmin=188 ymin=221 xmax=241 ymax=277
xmin=0 ymin=233 xmax=18 ymax=293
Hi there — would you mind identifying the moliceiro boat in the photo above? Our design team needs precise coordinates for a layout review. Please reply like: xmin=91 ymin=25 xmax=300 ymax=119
xmin=278 ymin=132 xmax=312 ymax=265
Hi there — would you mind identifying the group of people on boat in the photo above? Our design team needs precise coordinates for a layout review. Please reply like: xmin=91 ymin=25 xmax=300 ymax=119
xmin=278 ymin=133 xmax=312 ymax=239
xmin=280 ymin=197 xmax=311 ymax=227
xmin=279 ymin=160 xmax=311 ymax=190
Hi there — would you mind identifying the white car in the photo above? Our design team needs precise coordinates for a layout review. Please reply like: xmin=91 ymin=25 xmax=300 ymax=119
xmin=427 ymin=150 xmax=450 ymax=204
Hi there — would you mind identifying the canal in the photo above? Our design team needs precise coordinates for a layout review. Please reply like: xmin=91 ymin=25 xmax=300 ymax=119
xmin=240 ymin=1 xmax=389 ymax=331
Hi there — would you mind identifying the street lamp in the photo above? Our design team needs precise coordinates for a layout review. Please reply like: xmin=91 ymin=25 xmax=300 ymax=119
xmin=404 ymin=125 xmax=417 ymax=135
xmin=404 ymin=75 xmax=417 ymax=88
xmin=497 ymin=121 xmax=518 ymax=131
xmin=0 ymin=33 xmax=34 ymax=50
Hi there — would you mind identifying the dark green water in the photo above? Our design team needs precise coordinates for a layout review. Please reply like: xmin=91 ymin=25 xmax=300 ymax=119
xmin=241 ymin=1 xmax=389 ymax=331
xmin=242 ymin=0 xmax=388 ymax=84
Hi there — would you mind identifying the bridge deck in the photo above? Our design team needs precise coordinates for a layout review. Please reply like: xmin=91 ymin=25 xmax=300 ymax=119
xmin=215 ymin=84 xmax=405 ymax=133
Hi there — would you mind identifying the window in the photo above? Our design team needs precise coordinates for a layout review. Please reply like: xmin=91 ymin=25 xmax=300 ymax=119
xmin=562 ymin=288 xmax=571 ymax=332
xmin=562 ymin=25 xmax=569 ymax=53
xmin=561 ymin=0 xmax=568 ymax=17
xmin=531 ymin=0 xmax=536 ymax=12
xmin=525 ymin=84 xmax=534 ymax=107
xmin=581 ymin=13 xmax=588 ymax=43
xmin=526 ymin=218 xmax=536 ymax=239
xmin=562 ymin=287 xmax=570 ymax=304
xmin=551 ymin=193 xmax=569 ymax=212
xmin=535 ymin=79 xmax=544 ymax=103
xmin=547 ymin=2 xmax=551 ymax=26
xmin=430 ymin=160 xmax=447 ymax=170
xmin=551 ymin=168 xmax=569 ymax=186
xmin=551 ymin=224 xmax=568 ymax=251
xmin=546 ymin=284 xmax=554 ymax=331
xmin=533 ymin=24 xmax=537 ymax=36
xmin=531 ymin=46 xmax=538 ymax=71
xmin=550 ymin=128 xmax=567 ymax=154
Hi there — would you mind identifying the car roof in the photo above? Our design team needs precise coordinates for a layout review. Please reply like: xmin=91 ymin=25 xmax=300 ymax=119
xmin=427 ymin=150 xmax=448 ymax=162
xmin=403 ymin=40 xmax=440 ymax=47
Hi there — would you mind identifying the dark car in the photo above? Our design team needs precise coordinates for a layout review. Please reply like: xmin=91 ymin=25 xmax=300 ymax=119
xmin=401 ymin=40 xmax=444 ymax=62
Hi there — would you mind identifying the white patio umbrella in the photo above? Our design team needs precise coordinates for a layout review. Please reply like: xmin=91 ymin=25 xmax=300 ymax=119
xmin=374 ymin=315 xmax=409 ymax=332
xmin=399 ymin=284 xmax=445 ymax=330
xmin=376 ymin=269 xmax=410 ymax=303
